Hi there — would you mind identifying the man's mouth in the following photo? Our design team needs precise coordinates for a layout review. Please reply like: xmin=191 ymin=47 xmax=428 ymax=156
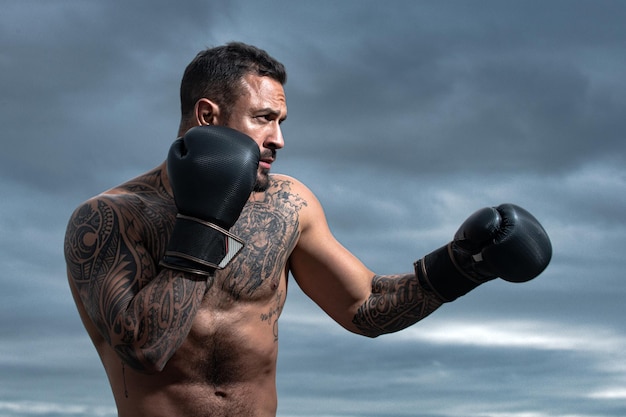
xmin=259 ymin=151 xmax=276 ymax=170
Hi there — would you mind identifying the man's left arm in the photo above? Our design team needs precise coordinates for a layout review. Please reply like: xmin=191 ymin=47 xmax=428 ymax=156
xmin=289 ymin=181 xmax=551 ymax=337
xmin=351 ymin=273 xmax=445 ymax=337
xmin=354 ymin=203 xmax=553 ymax=337
xmin=289 ymin=182 xmax=444 ymax=335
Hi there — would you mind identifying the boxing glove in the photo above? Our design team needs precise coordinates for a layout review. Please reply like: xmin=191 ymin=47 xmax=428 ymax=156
xmin=161 ymin=125 xmax=260 ymax=276
xmin=414 ymin=204 xmax=552 ymax=301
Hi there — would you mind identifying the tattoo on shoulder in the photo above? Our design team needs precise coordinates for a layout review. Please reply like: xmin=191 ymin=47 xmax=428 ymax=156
xmin=65 ymin=199 xmax=118 ymax=287
xmin=124 ymin=168 xmax=171 ymax=196
xmin=64 ymin=179 xmax=175 ymax=344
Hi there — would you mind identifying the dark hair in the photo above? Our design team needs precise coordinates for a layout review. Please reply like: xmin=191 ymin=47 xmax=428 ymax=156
xmin=179 ymin=42 xmax=287 ymax=127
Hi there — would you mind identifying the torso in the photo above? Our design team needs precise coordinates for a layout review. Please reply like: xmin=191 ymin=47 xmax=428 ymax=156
xmin=69 ymin=168 xmax=307 ymax=417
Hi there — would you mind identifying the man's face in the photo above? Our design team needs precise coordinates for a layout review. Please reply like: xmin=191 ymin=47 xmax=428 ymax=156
xmin=224 ymin=73 xmax=287 ymax=192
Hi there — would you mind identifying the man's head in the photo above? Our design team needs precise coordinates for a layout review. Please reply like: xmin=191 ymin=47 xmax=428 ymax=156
xmin=178 ymin=42 xmax=288 ymax=192
xmin=179 ymin=42 xmax=287 ymax=133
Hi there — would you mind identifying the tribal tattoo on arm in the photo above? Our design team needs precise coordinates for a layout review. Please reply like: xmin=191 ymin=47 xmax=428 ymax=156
xmin=352 ymin=273 xmax=444 ymax=338
xmin=64 ymin=175 xmax=210 ymax=372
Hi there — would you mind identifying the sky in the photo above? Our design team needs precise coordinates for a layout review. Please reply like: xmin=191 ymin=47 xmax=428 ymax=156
xmin=1 ymin=0 xmax=625 ymax=416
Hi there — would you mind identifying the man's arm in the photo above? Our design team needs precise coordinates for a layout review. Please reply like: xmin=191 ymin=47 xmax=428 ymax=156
xmin=289 ymin=181 xmax=551 ymax=338
xmin=351 ymin=273 xmax=444 ymax=337
xmin=65 ymin=127 xmax=260 ymax=373
xmin=288 ymin=181 xmax=444 ymax=337
xmin=64 ymin=194 xmax=209 ymax=373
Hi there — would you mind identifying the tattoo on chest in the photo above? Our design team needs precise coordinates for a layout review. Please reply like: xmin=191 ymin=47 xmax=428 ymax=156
xmin=222 ymin=179 xmax=306 ymax=300
xmin=65 ymin=173 xmax=308 ymax=372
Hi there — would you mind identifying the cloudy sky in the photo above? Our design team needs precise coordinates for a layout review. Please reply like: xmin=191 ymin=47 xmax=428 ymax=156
xmin=1 ymin=1 xmax=625 ymax=416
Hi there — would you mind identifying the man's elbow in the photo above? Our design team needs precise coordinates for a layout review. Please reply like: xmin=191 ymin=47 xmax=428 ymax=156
xmin=357 ymin=328 xmax=387 ymax=339
xmin=347 ymin=321 xmax=387 ymax=339
xmin=115 ymin=345 xmax=170 ymax=374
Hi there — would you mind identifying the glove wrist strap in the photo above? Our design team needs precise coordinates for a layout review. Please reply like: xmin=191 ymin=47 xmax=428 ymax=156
xmin=160 ymin=214 xmax=244 ymax=276
xmin=414 ymin=244 xmax=482 ymax=302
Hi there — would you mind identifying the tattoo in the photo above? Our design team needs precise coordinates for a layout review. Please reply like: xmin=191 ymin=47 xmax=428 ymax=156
xmin=64 ymin=169 xmax=209 ymax=371
xmin=122 ymin=361 xmax=129 ymax=398
xmin=352 ymin=274 xmax=444 ymax=337
xmin=260 ymin=290 xmax=284 ymax=341
xmin=65 ymin=173 xmax=307 ymax=371
xmin=225 ymin=179 xmax=305 ymax=300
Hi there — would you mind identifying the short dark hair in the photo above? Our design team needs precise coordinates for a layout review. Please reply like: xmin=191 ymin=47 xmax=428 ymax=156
xmin=179 ymin=42 xmax=287 ymax=127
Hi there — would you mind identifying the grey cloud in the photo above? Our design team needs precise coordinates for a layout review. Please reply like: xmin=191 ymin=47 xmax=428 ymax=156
xmin=1 ymin=1 xmax=625 ymax=416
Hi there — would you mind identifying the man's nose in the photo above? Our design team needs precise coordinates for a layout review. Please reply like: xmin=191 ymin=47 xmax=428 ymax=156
xmin=267 ymin=125 xmax=285 ymax=149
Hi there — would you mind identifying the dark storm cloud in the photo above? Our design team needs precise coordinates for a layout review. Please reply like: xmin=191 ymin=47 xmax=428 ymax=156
xmin=0 ymin=0 xmax=234 ymax=195
xmin=279 ymin=1 xmax=626 ymax=177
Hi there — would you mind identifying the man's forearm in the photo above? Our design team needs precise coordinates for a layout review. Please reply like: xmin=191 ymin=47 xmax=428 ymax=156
xmin=352 ymin=273 xmax=444 ymax=338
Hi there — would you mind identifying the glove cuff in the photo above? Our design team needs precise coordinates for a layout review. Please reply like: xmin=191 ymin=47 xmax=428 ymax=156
xmin=414 ymin=244 xmax=483 ymax=302
xmin=160 ymin=214 xmax=244 ymax=276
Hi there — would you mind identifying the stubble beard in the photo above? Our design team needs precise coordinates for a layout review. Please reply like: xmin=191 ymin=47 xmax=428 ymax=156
xmin=253 ymin=168 xmax=270 ymax=192
xmin=253 ymin=149 xmax=275 ymax=192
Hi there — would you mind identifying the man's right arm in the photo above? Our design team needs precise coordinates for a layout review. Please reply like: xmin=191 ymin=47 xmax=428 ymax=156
xmin=64 ymin=195 xmax=209 ymax=373
xmin=65 ymin=126 xmax=261 ymax=373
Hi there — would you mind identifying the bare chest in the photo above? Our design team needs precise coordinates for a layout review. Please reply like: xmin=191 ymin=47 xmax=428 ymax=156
xmin=209 ymin=179 xmax=306 ymax=302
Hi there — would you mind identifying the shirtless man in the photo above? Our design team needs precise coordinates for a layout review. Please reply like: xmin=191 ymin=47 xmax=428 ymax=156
xmin=64 ymin=42 xmax=552 ymax=416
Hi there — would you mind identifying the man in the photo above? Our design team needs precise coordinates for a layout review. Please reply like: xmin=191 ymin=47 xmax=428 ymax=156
xmin=64 ymin=42 xmax=552 ymax=416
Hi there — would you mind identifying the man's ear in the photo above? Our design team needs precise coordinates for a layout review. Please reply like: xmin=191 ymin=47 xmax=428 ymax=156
xmin=194 ymin=98 xmax=220 ymax=126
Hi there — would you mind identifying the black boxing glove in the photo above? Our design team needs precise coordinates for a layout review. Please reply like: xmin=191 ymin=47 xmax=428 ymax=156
xmin=161 ymin=125 xmax=260 ymax=276
xmin=414 ymin=204 xmax=552 ymax=301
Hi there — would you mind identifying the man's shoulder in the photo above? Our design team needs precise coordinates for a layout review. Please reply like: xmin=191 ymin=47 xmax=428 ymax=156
xmin=68 ymin=167 xmax=173 ymax=228
xmin=263 ymin=174 xmax=324 ymax=219
xmin=116 ymin=165 xmax=170 ymax=197
xmin=65 ymin=175 xmax=175 ymax=257
xmin=269 ymin=172 xmax=300 ymax=184
xmin=268 ymin=173 xmax=312 ymax=195
xmin=90 ymin=166 xmax=171 ymax=206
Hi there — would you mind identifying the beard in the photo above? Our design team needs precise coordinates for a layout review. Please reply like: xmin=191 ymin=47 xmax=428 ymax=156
xmin=253 ymin=168 xmax=270 ymax=192
xmin=253 ymin=149 xmax=275 ymax=192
